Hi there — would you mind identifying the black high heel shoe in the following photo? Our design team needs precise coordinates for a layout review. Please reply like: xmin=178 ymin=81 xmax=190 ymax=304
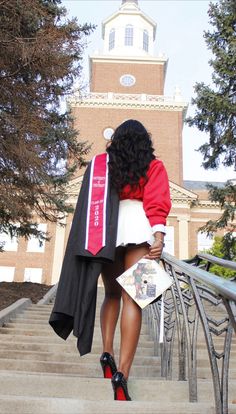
xmin=111 ymin=371 xmax=132 ymax=401
xmin=100 ymin=352 xmax=117 ymax=379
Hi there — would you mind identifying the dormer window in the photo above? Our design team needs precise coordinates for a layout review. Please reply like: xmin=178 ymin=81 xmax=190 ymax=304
xmin=109 ymin=28 xmax=115 ymax=50
xmin=125 ymin=25 xmax=133 ymax=46
xmin=143 ymin=30 xmax=149 ymax=52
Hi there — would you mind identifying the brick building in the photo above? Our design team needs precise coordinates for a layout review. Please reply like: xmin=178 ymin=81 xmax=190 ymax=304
xmin=0 ymin=0 xmax=223 ymax=285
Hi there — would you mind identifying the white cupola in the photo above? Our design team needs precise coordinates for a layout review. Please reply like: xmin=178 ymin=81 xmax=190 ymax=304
xmin=102 ymin=0 xmax=157 ymax=57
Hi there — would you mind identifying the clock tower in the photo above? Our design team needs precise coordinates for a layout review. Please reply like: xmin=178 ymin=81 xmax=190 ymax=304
xmin=0 ymin=0 xmax=223 ymax=284
xmin=69 ymin=0 xmax=187 ymax=185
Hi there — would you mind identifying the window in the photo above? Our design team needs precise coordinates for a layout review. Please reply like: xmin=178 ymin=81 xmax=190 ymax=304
xmin=109 ymin=28 xmax=115 ymax=50
xmin=0 ymin=267 xmax=15 ymax=282
xmin=197 ymin=232 xmax=213 ymax=252
xmin=0 ymin=230 xmax=18 ymax=252
xmin=120 ymin=74 xmax=136 ymax=87
xmin=103 ymin=128 xmax=114 ymax=141
xmin=163 ymin=226 xmax=175 ymax=255
xmin=27 ymin=223 xmax=47 ymax=253
xmin=125 ymin=25 xmax=133 ymax=46
xmin=24 ymin=268 xmax=42 ymax=283
xmin=143 ymin=30 xmax=149 ymax=52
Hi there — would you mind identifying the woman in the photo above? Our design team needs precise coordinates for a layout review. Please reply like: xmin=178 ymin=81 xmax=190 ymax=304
xmin=99 ymin=119 xmax=171 ymax=400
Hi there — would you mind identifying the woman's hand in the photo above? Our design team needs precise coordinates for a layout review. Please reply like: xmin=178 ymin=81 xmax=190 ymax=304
xmin=144 ymin=232 xmax=165 ymax=260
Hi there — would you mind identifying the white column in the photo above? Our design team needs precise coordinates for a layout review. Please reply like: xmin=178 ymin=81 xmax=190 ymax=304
xmin=51 ymin=217 xmax=67 ymax=284
xmin=178 ymin=215 xmax=190 ymax=259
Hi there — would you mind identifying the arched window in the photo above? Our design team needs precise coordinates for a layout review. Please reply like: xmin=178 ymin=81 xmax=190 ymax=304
xmin=143 ymin=30 xmax=149 ymax=52
xmin=109 ymin=28 xmax=115 ymax=50
xmin=125 ymin=25 xmax=133 ymax=46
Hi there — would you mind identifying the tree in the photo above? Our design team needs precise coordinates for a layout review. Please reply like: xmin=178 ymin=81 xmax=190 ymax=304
xmin=207 ymin=236 xmax=236 ymax=279
xmin=186 ymin=0 xmax=236 ymax=256
xmin=0 ymin=0 xmax=94 ymax=247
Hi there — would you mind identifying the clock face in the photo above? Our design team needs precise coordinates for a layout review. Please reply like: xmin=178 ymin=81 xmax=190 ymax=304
xmin=120 ymin=74 xmax=136 ymax=87
xmin=103 ymin=127 xmax=114 ymax=140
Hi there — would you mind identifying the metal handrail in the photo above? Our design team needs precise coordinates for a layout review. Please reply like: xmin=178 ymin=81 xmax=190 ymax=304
xmin=196 ymin=253 xmax=236 ymax=271
xmin=163 ymin=252 xmax=236 ymax=301
xmin=144 ymin=252 xmax=236 ymax=414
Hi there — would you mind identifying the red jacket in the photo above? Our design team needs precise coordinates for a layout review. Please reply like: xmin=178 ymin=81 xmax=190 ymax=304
xmin=119 ymin=159 xmax=171 ymax=227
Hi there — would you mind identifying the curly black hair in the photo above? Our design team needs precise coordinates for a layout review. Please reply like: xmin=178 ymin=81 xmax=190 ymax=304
xmin=106 ymin=119 xmax=155 ymax=192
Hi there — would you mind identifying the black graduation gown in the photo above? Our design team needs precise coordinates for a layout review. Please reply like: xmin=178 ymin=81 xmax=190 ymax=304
xmin=49 ymin=162 xmax=119 ymax=356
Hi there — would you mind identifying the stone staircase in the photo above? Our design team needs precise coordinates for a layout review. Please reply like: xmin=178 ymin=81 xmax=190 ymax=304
xmin=0 ymin=287 xmax=235 ymax=413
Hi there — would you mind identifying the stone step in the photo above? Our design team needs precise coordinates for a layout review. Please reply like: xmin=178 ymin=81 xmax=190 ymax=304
xmin=7 ymin=317 xmax=232 ymax=338
xmin=0 ymin=325 xmax=229 ymax=346
xmin=2 ymin=327 xmax=231 ymax=354
xmin=10 ymin=318 xmax=107 ymax=327
xmin=0 ymin=358 xmax=160 ymax=377
xmin=20 ymin=307 xmax=53 ymax=313
xmin=2 ymin=323 xmax=149 ymax=336
xmin=12 ymin=315 xmax=53 ymax=322
xmin=7 ymin=321 xmax=230 ymax=346
xmin=1 ymin=356 xmax=235 ymax=379
xmin=1 ymin=296 xmax=235 ymax=414
xmin=11 ymin=316 xmax=105 ymax=326
xmin=0 ymin=349 xmax=159 ymax=366
xmin=25 ymin=302 xmax=102 ymax=311
xmin=0 ymin=332 xmax=154 ymax=348
xmin=10 ymin=319 xmax=220 ymax=344
xmin=10 ymin=318 xmax=230 ymax=345
xmin=17 ymin=312 xmax=57 ymax=318
xmin=0 ymin=372 xmax=222 ymax=402
xmin=1 ymin=344 xmax=235 ymax=368
xmin=8 ymin=309 xmax=233 ymax=325
xmin=0 ymin=395 xmax=232 ymax=414
xmin=30 ymin=300 xmax=227 ymax=310
xmin=30 ymin=305 xmax=54 ymax=309
xmin=16 ymin=309 xmax=230 ymax=328
xmin=0 ymin=334 xmax=232 ymax=360
xmin=0 ymin=341 xmax=155 ymax=356
xmin=0 ymin=343 xmax=235 ymax=375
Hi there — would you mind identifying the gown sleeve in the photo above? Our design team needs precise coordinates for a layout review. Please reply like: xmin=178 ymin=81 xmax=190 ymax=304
xmin=143 ymin=159 xmax=171 ymax=231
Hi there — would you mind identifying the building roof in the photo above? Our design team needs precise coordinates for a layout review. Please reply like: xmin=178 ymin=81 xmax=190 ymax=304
xmin=102 ymin=0 xmax=157 ymax=40
xmin=183 ymin=180 xmax=226 ymax=190
xmin=122 ymin=0 xmax=138 ymax=3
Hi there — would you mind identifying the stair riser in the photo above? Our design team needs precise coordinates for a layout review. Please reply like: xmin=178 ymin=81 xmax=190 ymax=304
xmin=1 ymin=350 xmax=235 ymax=370
xmin=10 ymin=317 xmax=119 ymax=328
xmin=1 ymin=345 xmax=234 ymax=360
xmin=0 ymin=338 xmax=231 ymax=357
xmin=0 ymin=350 xmax=159 ymax=365
xmin=0 ymin=334 xmax=154 ymax=348
xmin=10 ymin=317 xmax=232 ymax=344
xmin=0 ymin=397 xmax=225 ymax=414
xmin=1 ymin=357 xmax=236 ymax=379
xmin=0 ymin=342 xmax=154 ymax=356
xmin=0 ymin=375 xmax=218 ymax=402
xmin=1 ymin=373 xmax=236 ymax=403
xmin=0 ymin=359 xmax=160 ymax=377
xmin=2 ymin=324 xmax=149 ymax=337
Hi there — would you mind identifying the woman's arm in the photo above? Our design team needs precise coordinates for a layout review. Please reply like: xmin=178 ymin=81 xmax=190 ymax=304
xmin=143 ymin=160 xmax=171 ymax=260
xmin=144 ymin=231 xmax=165 ymax=259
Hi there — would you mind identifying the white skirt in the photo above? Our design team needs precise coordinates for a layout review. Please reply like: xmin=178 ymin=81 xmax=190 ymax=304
xmin=116 ymin=200 xmax=154 ymax=247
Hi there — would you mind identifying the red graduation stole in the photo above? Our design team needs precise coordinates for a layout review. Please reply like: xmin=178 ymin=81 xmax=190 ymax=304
xmin=85 ymin=153 xmax=109 ymax=255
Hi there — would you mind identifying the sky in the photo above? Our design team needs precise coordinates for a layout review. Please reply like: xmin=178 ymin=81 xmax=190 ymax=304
xmin=61 ymin=0 xmax=235 ymax=182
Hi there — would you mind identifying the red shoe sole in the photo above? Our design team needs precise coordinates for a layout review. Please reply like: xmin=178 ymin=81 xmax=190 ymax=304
xmin=104 ymin=365 xmax=113 ymax=379
xmin=116 ymin=386 xmax=127 ymax=401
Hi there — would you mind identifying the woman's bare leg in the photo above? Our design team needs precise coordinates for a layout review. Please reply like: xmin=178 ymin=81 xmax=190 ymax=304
xmin=118 ymin=244 xmax=149 ymax=379
xmin=100 ymin=247 xmax=124 ymax=356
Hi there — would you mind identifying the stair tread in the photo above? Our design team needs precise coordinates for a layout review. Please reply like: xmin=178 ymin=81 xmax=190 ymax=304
xmin=1 ymin=292 xmax=236 ymax=413
xmin=0 ymin=394 xmax=225 ymax=414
